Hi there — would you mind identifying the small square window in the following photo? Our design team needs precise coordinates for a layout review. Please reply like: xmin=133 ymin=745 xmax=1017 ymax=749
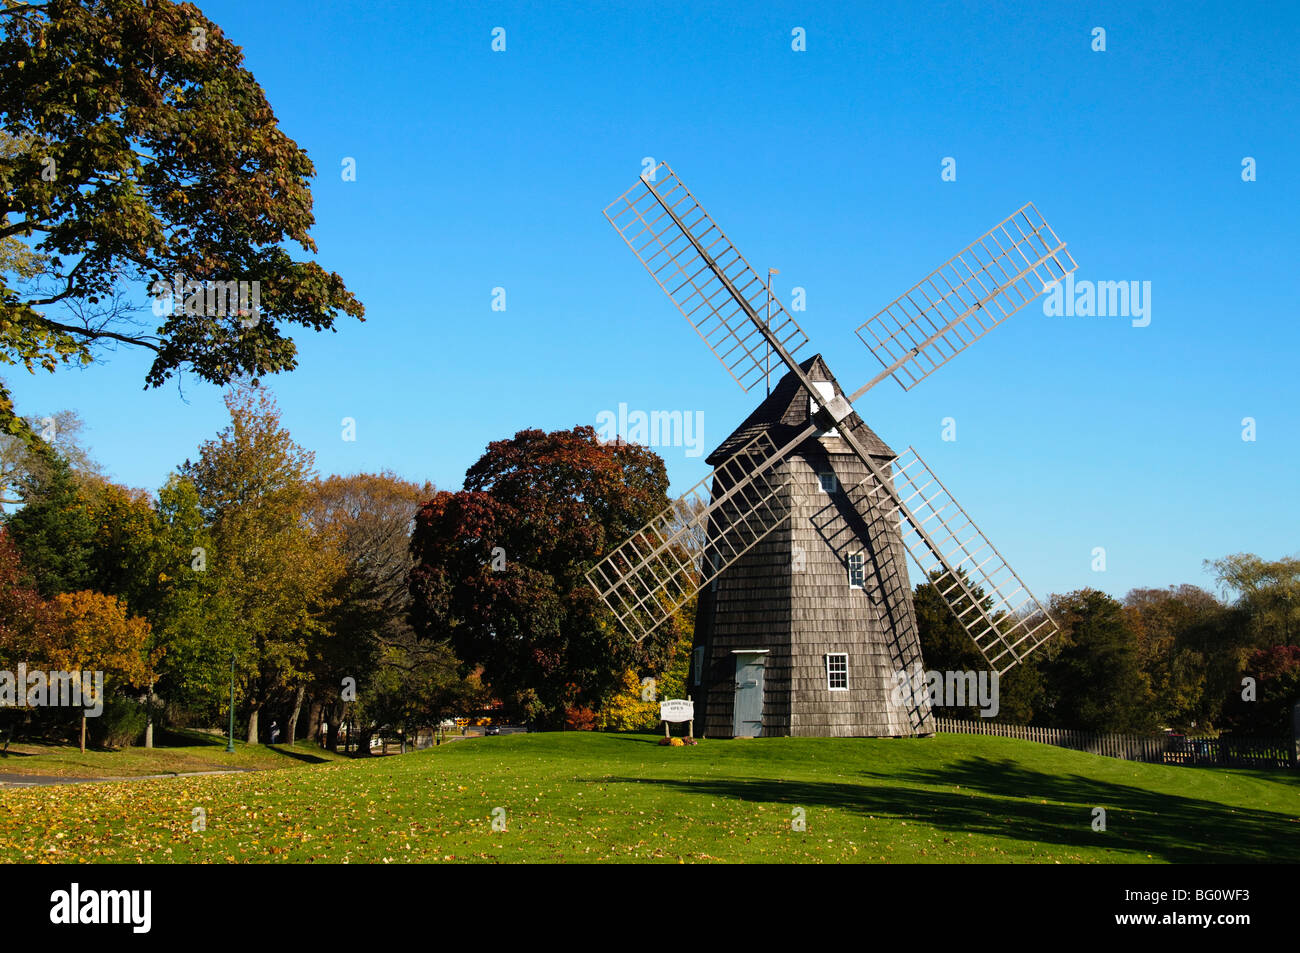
xmin=847 ymin=552 xmax=865 ymax=588
xmin=826 ymin=653 xmax=849 ymax=691
xmin=818 ymin=471 xmax=838 ymax=494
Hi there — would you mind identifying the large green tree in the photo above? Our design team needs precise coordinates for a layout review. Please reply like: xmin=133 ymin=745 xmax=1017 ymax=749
xmin=410 ymin=427 xmax=680 ymax=728
xmin=148 ymin=472 xmax=236 ymax=724
xmin=182 ymin=381 xmax=341 ymax=743
xmin=1122 ymin=585 xmax=1226 ymax=731
xmin=0 ymin=0 xmax=362 ymax=441
xmin=1040 ymin=589 xmax=1156 ymax=733
xmin=3 ymin=450 xmax=94 ymax=597
xmin=913 ymin=570 xmax=1046 ymax=723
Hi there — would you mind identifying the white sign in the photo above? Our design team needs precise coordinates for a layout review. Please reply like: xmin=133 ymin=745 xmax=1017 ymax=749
xmin=660 ymin=699 xmax=694 ymax=723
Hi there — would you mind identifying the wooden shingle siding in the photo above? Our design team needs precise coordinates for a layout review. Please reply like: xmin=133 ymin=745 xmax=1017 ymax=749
xmin=692 ymin=356 xmax=934 ymax=738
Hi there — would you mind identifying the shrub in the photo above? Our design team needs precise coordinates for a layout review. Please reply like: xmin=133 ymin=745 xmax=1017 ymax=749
xmin=564 ymin=706 xmax=596 ymax=731
xmin=88 ymin=696 xmax=147 ymax=748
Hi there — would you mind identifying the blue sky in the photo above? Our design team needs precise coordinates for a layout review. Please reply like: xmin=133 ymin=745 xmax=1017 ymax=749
xmin=9 ymin=0 xmax=1298 ymax=604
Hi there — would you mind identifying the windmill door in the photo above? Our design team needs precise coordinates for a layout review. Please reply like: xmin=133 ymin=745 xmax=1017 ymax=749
xmin=733 ymin=654 xmax=766 ymax=737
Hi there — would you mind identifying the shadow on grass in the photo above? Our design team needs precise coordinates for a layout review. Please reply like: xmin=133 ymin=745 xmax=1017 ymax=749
xmin=595 ymin=755 xmax=1300 ymax=863
xmin=157 ymin=727 xmax=227 ymax=748
xmin=261 ymin=744 xmax=336 ymax=765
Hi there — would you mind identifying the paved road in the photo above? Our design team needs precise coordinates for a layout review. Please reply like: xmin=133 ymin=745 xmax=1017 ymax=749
xmin=0 ymin=769 xmax=251 ymax=787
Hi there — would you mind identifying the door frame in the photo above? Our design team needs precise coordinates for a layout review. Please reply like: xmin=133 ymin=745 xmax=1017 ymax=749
xmin=731 ymin=649 xmax=769 ymax=738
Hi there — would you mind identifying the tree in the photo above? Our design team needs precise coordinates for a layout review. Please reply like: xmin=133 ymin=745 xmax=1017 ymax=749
xmin=182 ymin=381 xmax=341 ymax=743
xmin=1206 ymin=553 xmax=1300 ymax=647
xmin=594 ymin=668 xmax=659 ymax=732
xmin=0 ymin=529 xmax=48 ymax=743
xmin=654 ymin=597 xmax=696 ymax=705
xmin=1040 ymin=589 xmax=1155 ymax=733
xmin=913 ymin=570 xmax=1044 ymax=723
xmin=3 ymin=451 xmax=95 ymax=597
xmin=148 ymin=473 xmax=236 ymax=730
xmin=41 ymin=590 xmax=155 ymax=752
xmin=305 ymin=471 xmax=436 ymax=751
xmin=0 ymin=2 xmax=363 ymax=441
xmin=357 ymin=635 xmax=485 ymax=750
xmin=82 ymin=477 xmax=160 ymax=613
xmin=0 ymin=409 xmax=101 ymax=508
xmin=410 ymin=427 xmax=681 ymax=728
xmin=1221 ymin=645 xmax=1300 ymax=738
xmin=1123 ymin=585 xmax=1226 ymax=731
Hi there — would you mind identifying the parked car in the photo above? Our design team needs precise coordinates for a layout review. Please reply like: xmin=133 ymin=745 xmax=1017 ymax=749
xmin=485 ymin=726 xmax=501 ymax=736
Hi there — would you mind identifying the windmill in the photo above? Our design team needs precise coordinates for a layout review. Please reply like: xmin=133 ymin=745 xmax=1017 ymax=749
xmin=587 ymin=163 xmax=1077 ymax=738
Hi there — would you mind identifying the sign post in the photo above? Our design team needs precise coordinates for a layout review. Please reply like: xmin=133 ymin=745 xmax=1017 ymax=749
xmin=659 ymin=697 xmax=695 ymax=739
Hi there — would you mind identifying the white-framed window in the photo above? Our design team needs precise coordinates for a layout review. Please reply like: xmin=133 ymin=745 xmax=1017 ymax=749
xmin=818 ymin=471 xmax=838 ymax=494
xmin=809 ymin=381 xmax=840 ymax=437
xmin=826 ymin=653 xmax=849 ymax=691
xmin=847 ymin=551 xmax=865 ymax=588
xmin=693 ymin=647 xmax=705 ymax=685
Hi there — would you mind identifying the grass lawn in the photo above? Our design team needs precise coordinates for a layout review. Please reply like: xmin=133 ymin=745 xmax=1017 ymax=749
xmin=1 ymin=731 xmax=1296 ymax=863
xmin=0 ymin=728 xmax=347 ymax=778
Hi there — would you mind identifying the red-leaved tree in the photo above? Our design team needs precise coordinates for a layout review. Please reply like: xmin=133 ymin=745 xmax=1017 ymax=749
xmin=409 ymin=427 xmax=682 ymax=728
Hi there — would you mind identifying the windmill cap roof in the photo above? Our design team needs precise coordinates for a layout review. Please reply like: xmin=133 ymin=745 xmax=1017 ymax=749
xmin=704 ymin=354 xmax=895 ymax=466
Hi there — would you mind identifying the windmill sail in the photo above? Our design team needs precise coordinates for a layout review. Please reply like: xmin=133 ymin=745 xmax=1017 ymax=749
xmin=845 ymin=448 xmax=1057 ymax=673
xmin=586 ymin=431 xmax=796 ymax=641
xmin=604 ymin=163 xmax=809 ymax=392
xmin=855 ymin=204 xmax=1077 ymax=393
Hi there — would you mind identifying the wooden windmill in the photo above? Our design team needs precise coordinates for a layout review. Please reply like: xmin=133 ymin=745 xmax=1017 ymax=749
xmin=587 ymin=163 xmax=1077 ymax=738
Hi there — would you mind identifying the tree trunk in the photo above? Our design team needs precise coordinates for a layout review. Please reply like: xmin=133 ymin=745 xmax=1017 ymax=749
xmin=355 ymin=728 xmax=373 ymax=756
xmin=80 ymin=713 xmax=86 ymax=754
xmin=247 ymin=706 xmax=260 ymax=745
xmin=306 ymin=699 xmax=323 ymax=746
xmin=286 ymin=685 xmax=305 ymax=746
xmin=144 ymin=685 xmax=155 ymax=749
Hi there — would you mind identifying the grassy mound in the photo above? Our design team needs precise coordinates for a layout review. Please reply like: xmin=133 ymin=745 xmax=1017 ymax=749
xmin=1 ymin=731 xmax=1295 ymax=863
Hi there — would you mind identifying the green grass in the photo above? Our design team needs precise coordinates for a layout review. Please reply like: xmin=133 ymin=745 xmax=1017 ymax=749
xmin=0 ymin=728 xmax=347 ymax=778
xmin=1 ymin=731 xmax=1296 ymax=863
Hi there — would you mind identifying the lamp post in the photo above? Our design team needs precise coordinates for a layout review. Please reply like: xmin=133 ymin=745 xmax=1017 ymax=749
xmin=225 ymin=652 xmax=236 ymax=753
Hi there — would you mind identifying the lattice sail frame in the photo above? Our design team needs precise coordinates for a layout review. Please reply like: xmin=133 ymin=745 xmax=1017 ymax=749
xmin=594 ymin=164 xmax=1070 ymax=671
xmin=847 ymin=448 xmax=1056 ymax=673
xmin=856 ymin=204 xmax=1078 ymax=393
xmin=604 ymin=163 xmax=809 ymax=392
xmin=586 ymin=432 xmax=793 ymax=641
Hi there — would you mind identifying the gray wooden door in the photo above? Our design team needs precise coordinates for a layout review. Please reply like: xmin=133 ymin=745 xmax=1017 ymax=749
xmin=733 ymin=655 xmax=765 ymax=737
